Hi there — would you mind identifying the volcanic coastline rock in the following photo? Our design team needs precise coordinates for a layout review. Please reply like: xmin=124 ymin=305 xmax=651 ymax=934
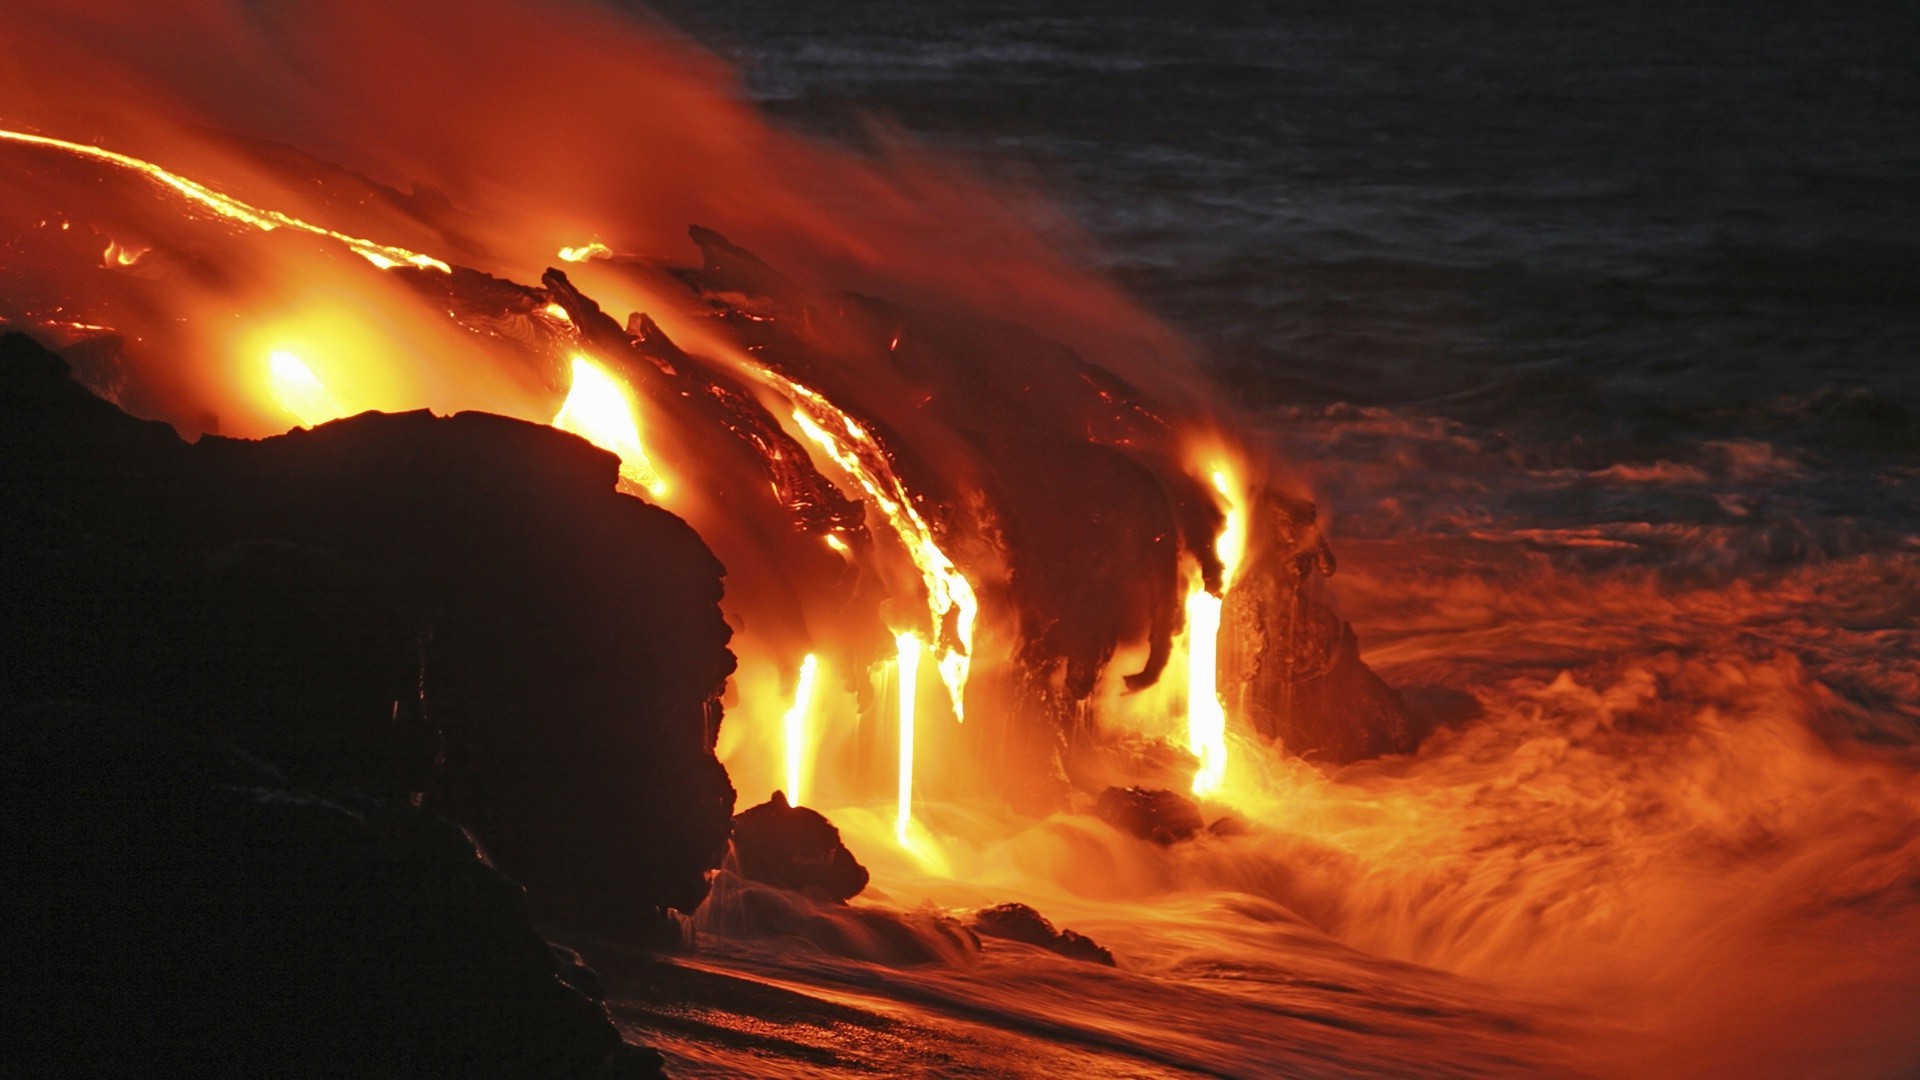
xmin=1096 ymin=785 xmax=1207 ymax=845
xmin=0 ymin=330 xmax=736 ymax=931
xmin=664 ymin=228 xmax=1418 ymax=780
xmin=730 ymin=790 xmax=871 ymax=903
xmin=1220 ymin=490 xmax=1418 ymax=763
xmin=1 ymin=701 xmax=662 ymax=1078
xmin=970 ymin=903 xmax=1115 ymax=966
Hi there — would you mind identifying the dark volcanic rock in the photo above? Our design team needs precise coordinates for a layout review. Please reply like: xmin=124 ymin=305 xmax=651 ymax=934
xmin=730 ymin=790 xmax=870 ymax=903
xmin=0 ymin=331 xmax=736 ymax=928
xmin=667 ymin=229 xmax=1416 ymax=797
xmin=1096 ymin=785 xmax=1206 ymax=845
xmin=1220 ymin=489 xmax=1418 ymax=763
xmin=0 ymin=702 xmax=638 ymax=1078
xmin=970 ymin=903 xmax=1115 ymax=966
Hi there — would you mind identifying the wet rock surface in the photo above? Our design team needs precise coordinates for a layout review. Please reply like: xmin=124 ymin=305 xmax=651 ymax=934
xmin=697 ymin=868 xmax=981 ymax=966
xmin=970 ymin=903 xmax=1116 ymax=966
xmin=1095 ymin=785 xmax=1207 ymax=845
xmin=1219 ymin=489 xmax=1418 ymax=764
xmin=730 ymin=790 xmax=871 ymax=903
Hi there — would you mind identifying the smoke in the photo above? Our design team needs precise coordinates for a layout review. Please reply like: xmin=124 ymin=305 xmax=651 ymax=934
xmin=7 ymin=3 xmax=1918 ymax=1075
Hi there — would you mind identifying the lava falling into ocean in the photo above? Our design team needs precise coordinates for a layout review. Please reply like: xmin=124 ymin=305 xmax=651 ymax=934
xmin=3 ymin=1 xmax=1919 ymax=1077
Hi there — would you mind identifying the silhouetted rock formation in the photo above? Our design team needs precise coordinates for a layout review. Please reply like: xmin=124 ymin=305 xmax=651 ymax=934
xmin=730 ymin=790 xmax=871 ymax=903
xmin=1096 ymin=785 xmax=1206 ymax=845
xmin=0 ymin=331 xmax=736 ymax=930
xmin=970 ymin=903 xmax=1115 ymax=966
xmin=1220 ymin=490 xmax=1417 ymax=763
xmin=1 ymin=702 xmax=658 ymax=1078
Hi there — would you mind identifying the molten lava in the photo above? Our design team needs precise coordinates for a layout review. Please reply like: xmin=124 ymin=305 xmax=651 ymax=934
xmin=552 ymin=355 xmax=669 ymax=498
xmin=894 ymin=631 xmax=922 ymax=844
xmin=0 ymin=128 xmax=451 ymax=274
xmin=1187 ymin=463 xmax=1246 ymax=796
xmin=782 ymin=653 xmax=820 ymax=806
xmin=779 ymin=376 xmax=979 ymax=723
xmin=6 ymin=4 xmax=1918 ymax=1075
xmin=266 ymin=350 xmax=347 ymax=428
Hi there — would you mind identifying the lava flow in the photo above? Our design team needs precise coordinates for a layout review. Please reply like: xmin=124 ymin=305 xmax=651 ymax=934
xmin=4 ymin=2 xmax=1918 ymax=1078
xmin=0 ymin=115 xmax=1262 ymax=848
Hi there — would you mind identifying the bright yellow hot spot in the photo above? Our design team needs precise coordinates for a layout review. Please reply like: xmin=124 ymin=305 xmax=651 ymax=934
xmin=1188 ymin=461 xmax=1246 ymax=797
xmin=267 ymin=350 xmax=348 ymax=428
xmin=1211 ymin=468 xmax=1247 ymax=585
xmin=783 ymin=654 xmax=820 ymax=807
xmin=552 ymin=356 xmax=668 ymax=497
xmin=557 ymin=242 xmax=612 ymax=263
xmin=1185 ymin=586 xmax=1229 ymax=797
xmin=0 ymin=128 xmax=451 ymax=274
xmin=103 ymin=238 xmax=147 ymax=267
xmin=894 ymin=632 xmax=922 ymax=844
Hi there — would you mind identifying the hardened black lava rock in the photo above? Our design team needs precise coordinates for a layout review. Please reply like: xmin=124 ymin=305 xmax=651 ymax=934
xmin=730 ymin=790 xmax=871 ymax=903
xmin=1095 ymin=785 xmax=1207 ymax=845
xmin=0 ymin=330 xmax=736 ymax=932
xmin=0 ymin=702 xmax=653 ymax=1079
xmin=971 ymin=903 xmax=1116 ymax=966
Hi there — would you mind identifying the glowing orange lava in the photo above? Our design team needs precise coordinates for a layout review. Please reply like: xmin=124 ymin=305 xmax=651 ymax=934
xmin=557 ymin=242 xmax=612 ymax=263
xmin=783 ymin=653 xmax=820 ymax=806
xmin=0 ymin=128 xmax=452 ymax=273
xmin=894 ymin=632 xmax=922 ymax=844
xmin=1187 ymin=462 xmax=1246 ymax=796
xmin=102 ymin=238 xmax=147 ymax=267
xmin=266 ymin=350 xmax=347 ymax=428
xmin=775 ymin=374 xmax=978 ymax=721
xmin=551 ymin=355 xmax=668 ymax=497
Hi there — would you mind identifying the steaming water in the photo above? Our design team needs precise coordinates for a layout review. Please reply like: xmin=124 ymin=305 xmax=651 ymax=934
xmin=0 ymin=0 xmax=1912 ymax=1073
xmin=605 ymin=3 xmax=1920 ymax=1077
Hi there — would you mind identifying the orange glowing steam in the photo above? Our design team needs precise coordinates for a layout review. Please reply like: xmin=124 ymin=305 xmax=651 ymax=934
xmin=552 ymin=355 xmax=668 ymax=497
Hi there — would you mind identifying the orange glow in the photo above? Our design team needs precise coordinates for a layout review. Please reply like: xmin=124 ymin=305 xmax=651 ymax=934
xmin=1188 ymin=461 xmax=1247 ymax=796
xmin=266 ymin=350 xmax=347 ymax=428
xmin=777 ymin=374 xmax=978 ymax=721
xmin=782 ymin=653 xmax=819 ymax=806
xmin=102 ymin=238 xmax=147 ymax=267
xmin=557 ymin=242 xmax=612 ymax=263
xmin=0 ymin=128 xmax=452 ymax=274
xmin=894 ymin=632 xmax=921 ymax=844
xmin=823 ymin=533 xmax=850 ymax=555
xmin=541 ymin=302 xmax=572 ymax=323
xmin=551 ymin=355 xmax=668 ymax=497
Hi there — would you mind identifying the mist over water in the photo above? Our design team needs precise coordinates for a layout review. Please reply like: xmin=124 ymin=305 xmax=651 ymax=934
xmin=1 ymin=0 xmax=1915 ymax=1075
